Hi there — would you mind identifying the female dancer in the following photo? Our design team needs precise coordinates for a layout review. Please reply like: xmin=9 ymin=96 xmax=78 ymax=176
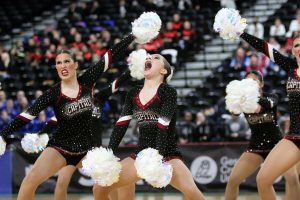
xmin=231 ymin=31 xmax=300 ymax=200
xmin=44 ymin=70 xmax=135 ymax=200
xmin=92 ymin=54 xmax=205 ymax=200
xmin=225 ymin=70 xmax=300 ymax=200
xmin=0 ymin=33 xmax=136 ymax=200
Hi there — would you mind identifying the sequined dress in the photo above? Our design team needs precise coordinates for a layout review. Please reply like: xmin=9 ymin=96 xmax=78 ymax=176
xmin=0 ymin=34 xmax=135 ymax=154
xmin=108 ymin=83 xmax=182 ymax=159
xmin=244 ymin=93 xmax=282 ymax=154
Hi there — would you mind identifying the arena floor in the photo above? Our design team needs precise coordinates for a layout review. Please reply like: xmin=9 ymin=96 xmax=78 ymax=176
xmin=0 ymin=193 xmax=284 ymax=200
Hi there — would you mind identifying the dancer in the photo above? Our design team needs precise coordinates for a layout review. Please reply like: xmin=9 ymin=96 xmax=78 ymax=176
xmin=0 ymin=33 xmax=136 ymax=200
xmin=43 ymin=70 xmax=135 ymax=200
xmin=225 ymin=70 xmax=300 ymax=200
xmin=92 ymin=54 xmax=205 ymax=200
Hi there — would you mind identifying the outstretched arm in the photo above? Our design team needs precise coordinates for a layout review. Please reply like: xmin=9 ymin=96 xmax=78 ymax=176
xmin=38 ymin=116 xmax=57 ymax=135
xmin=156 ymin=86 xmax=177 ymax=156
xmin=0 ymin=89 xmax=57 ymax=141
xmin=79 ymin=34 xmax=135 ymax=87
xmin=240 ymin=32 xmax=297 ymax=71
xmin=108 ymin=89 xmax=134 ymax=151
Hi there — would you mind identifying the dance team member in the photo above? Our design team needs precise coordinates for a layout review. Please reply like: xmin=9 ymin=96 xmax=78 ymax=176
xmin=92 ymin=54 xmax=205 ymax=200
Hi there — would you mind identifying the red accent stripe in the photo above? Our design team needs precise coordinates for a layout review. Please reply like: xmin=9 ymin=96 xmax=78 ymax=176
xmin=130 ymin=153 xmax=183 ymax=162
xmin=48 ymin=120 xmax=57 ymax=125
xmin=157 ymin=122 xmax=168 ymax=130
xmin=107 ymin=50 xmax=112 ymax=66
xmin=284 ymin=135 xmax=300 ymax=140
xmin=263 ymin=42 xmax=269 ymax=58
xmin=114 ymin=79 xmax=120 ymax=91
xmin=135 ymin=93 xmax=160 ymax=110
xmin=294 ymin=69 xmax=300 ymax=81
xmin=116 ymin=120 xmax=130 ymax=126
xmin=17 ymin=115 xmax=31 ymax=123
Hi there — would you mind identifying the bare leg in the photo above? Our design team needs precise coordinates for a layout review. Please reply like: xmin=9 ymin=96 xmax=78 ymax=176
xmin=54 ymin=165 xmax=76 ymax=200
xmin=168 ymin=159 xmax=205 ymax=200
xmin=225 ymin=152 xmax=263 ymax=200
xmin=257 ymin=139 xmax=300 ymax=200
xmin=283 ymin=165 xmax=300 ymax=200
xmin=118 ymin=184 xmax=136 ymax=200
xmin=93 ymin=157 xmax=140 ymax=200
xmin=17 ymin=147 xmax=66 ymax=200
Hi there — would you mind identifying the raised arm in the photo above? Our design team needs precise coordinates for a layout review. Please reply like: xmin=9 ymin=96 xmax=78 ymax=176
xmin=95 ymin=70 xmax=131 ymax=101
xmin=79 ymin=34 xmax=135 ymax=87
xmin=108 ymin=88 xmax=135 ymax=151
xmin=240 ymin=32 xmax=297 ymax=71
xmin=0 ymin=88 xmax=57 ymax=140
xmin=156 ymin=86 xmax=177 ymax=156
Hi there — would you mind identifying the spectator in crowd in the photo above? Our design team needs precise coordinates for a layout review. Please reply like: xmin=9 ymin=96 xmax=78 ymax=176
xmin=0 ymin=110 xmax=11 ymax=131
xmin=0 ymin=47 xmax=11 ymax=79
xmin=177 ymin=111 xmax=196 ymax=143
xmin=286 ymin=8 xmax=300 ymax=37
xmin=0 ymin=91 xmax=7 ymax=110
xmin=229 ymin=47 xmax=249 ymax=72
xmin=247 ymin=16 xmax=264 ymax=39
xmin=172 ymin=13 xmax=183 ymax=32
xmin=194 ymin=111 xmax=211 ymax=141
xmin=278 ymin=115 xmax=290 ymax=135
xmin=30 ymin=111 xmax=47 ymax=132
xmin=225 ymin=114 xmax=250 ymax=141
xmin=269 ymin=17 xmax=286 ymax=38
xmin=245 ymin=53 xmax=267 ymax=75
xmin=4 ymin=99 xmax=18 ymax=119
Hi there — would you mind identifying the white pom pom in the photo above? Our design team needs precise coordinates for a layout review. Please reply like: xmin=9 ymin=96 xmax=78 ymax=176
xmin=21 ymin=133 xmax=40 ymax=153
xmin=213 ymin=8 xmax=247 ymax=40
xmin=0 ymin=136 xmax=6 ymax=156
xmin=239 ymin=79 xmax=260 ymax=113
xmin=82 ymin=147 xmax=122 ymax=186
xmin=134 ymin=148 xmax=173 ymax=188
xmin=128 ymin=49 xmax=148 ymax=80
xmin=225 ymin=80 xmax=243 ymax=115
xmin=38 ymin=133 xmax=49 ymax=151
xmin=132 ymin=12 xmax=162 ymax=44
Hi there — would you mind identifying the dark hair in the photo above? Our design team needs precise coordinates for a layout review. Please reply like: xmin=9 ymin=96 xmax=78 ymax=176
xmin=245 ymin=70 xmax=263 ymax=83
xmin=57 ymin=49 xmax=76 ymax=61
xmin=161 ymin=56 xmax=172 ymax=83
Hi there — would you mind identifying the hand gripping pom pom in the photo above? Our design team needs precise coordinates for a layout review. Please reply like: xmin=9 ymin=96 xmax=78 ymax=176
xmin=0 ymin=136 xmax=6 ymax=156
xmin=134 ymin=148 xmax=173 ymax=188
xmin=128 ymin=49 xmax=148 ymax=80
xmin=38 ymin=133 xmax=49 ymax=152
xmin=213 ymin=8 xmax=247 ymax=40
xmin=239 ymin=79 xmax=260 ymax=113
xmin=82 ymin=147 xmax=122 ymax=186
xmin=225 ymin=80 xmax=243 ymax=115
xmin=21 ymin=133 xmax=40 ymax=153
xmin=132 ymin=12 xmax=162 ymax=44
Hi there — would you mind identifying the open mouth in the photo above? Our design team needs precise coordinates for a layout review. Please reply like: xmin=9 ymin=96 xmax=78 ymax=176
xmin=145 ymin=61 xmax=152 ymax=71
xmin=61 ymin=69 xmax=69 ymax=76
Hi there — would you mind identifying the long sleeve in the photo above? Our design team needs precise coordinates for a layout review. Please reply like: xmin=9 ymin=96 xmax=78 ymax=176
xmin=156 ymin=86 xmax=177 ymax=156
xmin=0 ymin=88 xmax=57 ymax=140
xmin=38 ymin=116 xmax=57 ymax=135
xmin=95 ymin=70 xmax=131 ymax=101
xmin=258 ymin=93 xmax=279 ymax=110
xmin=108 ymin=88 xmax=135 ymax=151
xmin=240 ymin=32 xmax=297 ymax=71
xmin=78 ymin=34 xmax=135 ymax=88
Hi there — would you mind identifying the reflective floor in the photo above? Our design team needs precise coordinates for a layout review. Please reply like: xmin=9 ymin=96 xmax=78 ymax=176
xmin=0 ymin=193 xmax=284 ymax=200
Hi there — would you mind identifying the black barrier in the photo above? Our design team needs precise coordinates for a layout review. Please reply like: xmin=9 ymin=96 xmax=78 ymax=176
xmin=10 ymin=142 xmax=286 ymax=193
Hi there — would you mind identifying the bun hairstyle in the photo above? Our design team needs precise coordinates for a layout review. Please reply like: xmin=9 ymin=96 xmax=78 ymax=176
xmin=161 ymin=56 xmax=174 ymax=83
xmin=245 ymin=70 xmax=263 ymax=84
xmin=57 ymin=49 xmax=76 ymax=62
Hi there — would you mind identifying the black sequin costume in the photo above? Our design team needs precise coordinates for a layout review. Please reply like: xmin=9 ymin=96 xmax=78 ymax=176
xmin=244 ymin=93 xmax=282 ymax=159
xmin=0 ymin=34 xmax=135 ymax=159
xmin=241 ymin=32 xmax=300 ymax=147
xmin=108 ymin=83 xmax=182 ymax=160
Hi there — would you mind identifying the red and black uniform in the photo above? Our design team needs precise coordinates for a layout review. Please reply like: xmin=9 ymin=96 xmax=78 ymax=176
xmin=240 ymin=32 xmax=300 ymax=147
xmin=244 ymin=93 xmax=282 ymax=159
xmin=108 ymin=83 xmax=182 ymax=160
xmin=0 ymin=34 xmax=135 ymax=165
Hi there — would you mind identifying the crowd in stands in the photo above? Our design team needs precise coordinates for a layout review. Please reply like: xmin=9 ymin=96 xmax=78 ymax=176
xmin=0 ymin=0 xmax=298 ymax=144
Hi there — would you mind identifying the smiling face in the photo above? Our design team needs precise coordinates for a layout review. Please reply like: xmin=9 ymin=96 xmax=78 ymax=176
xmin=292 ymin=36 xmax=300 ymax=64
xmin=144 ymin=54 xmax=168 ymax=82
xmin=55 ymin=53 xmax=78 ymax=82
